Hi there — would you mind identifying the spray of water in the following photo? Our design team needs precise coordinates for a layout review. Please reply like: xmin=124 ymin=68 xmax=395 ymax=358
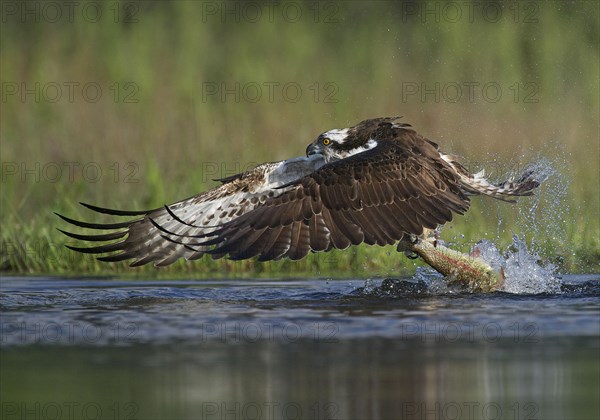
xmin=465 ymin=148 xmax=570 ymax=294
xmin=472 ymin=236 xmax=561 ymax=294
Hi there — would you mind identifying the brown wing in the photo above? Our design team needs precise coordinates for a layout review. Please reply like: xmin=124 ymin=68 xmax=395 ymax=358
xmin=55 ymin=165 xmax=283 ymax=267
xmin=56 ymin=156 xmax=335 ymax=267
xmin=200 ymin=135 xmax=470 ymax=261
xmin=55 ymin=198 xmax=228 ymax=267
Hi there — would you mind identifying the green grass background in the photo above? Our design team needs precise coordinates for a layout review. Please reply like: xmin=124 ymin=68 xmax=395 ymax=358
xmin=1 ymin=0 xmax=598 ymax=276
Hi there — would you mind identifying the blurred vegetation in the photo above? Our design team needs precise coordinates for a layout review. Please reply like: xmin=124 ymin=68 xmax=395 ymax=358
xmin=1 ymin=0 xmax=598 ymax=276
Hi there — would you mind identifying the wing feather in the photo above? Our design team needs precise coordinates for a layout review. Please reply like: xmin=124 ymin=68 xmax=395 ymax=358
xmin=255 ymin=226 xmax=287 ymax=261
xmin=56 ymin=161 xmax=304 ymax=266
xmin=206 ymin=130 xmax=470 ymax=260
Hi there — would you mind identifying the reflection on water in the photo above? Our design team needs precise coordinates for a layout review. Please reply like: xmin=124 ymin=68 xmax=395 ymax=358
xmin=1 ymin=276 xmax=599 ymax=420
xmin=2 ymin=339 xmax=598 ymax=420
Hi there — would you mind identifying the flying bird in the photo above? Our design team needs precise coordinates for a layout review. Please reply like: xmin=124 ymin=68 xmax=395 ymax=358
xmin=57 ymin=117 xmax=540 ymax=276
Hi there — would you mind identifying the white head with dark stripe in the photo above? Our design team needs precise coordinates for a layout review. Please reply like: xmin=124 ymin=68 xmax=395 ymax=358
xmin=305 ymin=116 xmax=408 ymax=162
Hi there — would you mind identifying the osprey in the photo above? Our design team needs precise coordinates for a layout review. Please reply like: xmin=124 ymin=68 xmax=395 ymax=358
xmin=57 ymin=117 xmax=539 ymax=288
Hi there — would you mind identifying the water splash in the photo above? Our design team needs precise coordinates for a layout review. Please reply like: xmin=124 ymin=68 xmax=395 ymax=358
xmin=460 ymin=150 xmax=569 ymax=294
xmin=467 ymin=147 xmax=571 ymax=260
xmin=513 ymin=155 xmax=571 ymax=257
xmin=472 ymin=236 xmax=561 ymax=294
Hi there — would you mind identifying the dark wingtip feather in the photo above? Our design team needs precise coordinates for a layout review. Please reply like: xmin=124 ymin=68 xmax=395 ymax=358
xmin=65 ymin=242 xmax=125 ymax=254
xmin=79 ymin=202 xmax=151 ymax=216
xmin=148 ymin=217 xmax=176 ymax=235
xmin=55 ymin=212 xmax=134 ymax=230
xmin=97 ymin=252 xmax=134 ymax=263
xmin=129 ymin=259 xmax=151 ymax=267
xmin=213 ymin=173 xmax=243 ymax=184
xmin=57 ymin=228 xmax=127 ymax=242
xmin=163 ymin=205 xmax=199 ymax=228
xmin=162 ymin=204 xmax=223 ymax=230
xmin=148 ymin=216 xmax=222 ymax=239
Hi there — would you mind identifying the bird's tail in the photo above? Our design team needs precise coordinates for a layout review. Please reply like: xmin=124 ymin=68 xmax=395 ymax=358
xmin=445 ymin=156 xmax=542 ymax=203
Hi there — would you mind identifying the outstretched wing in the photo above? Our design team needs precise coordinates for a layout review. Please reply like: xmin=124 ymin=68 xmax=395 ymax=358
xmin=189 ymin=137 xmax=470 ymax=261
xmin=56 ymin=157 xmax=326 ymax=267
xmin=56 ymin=191 xmax=261 ymax=267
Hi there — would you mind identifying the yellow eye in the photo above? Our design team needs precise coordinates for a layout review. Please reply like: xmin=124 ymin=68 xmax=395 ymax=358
xmin=322 ymin=138 xmax=331 ymax=146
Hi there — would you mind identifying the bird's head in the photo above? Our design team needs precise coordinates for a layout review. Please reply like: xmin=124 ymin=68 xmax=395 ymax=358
xmin=305 ymin=116 xmax=407 ymax=162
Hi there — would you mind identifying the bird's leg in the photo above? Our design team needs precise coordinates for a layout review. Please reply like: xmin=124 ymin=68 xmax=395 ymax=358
xmin=396 ymin=234 xmax=420 ymax=259
xmin=397 ymin=229 xmax=435 ymax=259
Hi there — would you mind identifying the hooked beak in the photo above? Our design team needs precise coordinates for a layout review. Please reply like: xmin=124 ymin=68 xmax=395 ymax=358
xmin=306 ymin=143 xmax=319 ymax=156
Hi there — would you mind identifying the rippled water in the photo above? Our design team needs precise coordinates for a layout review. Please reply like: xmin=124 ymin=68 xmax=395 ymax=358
xmin=1 ymin=274 xmax=598 ymax=420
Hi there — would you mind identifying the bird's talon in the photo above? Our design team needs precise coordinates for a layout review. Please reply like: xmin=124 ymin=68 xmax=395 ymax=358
xmin=405 ymin=251 xmax=419 ymax=260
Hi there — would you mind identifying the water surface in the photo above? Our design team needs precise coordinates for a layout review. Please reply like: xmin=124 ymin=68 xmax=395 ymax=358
xmin=1 ymin=275 xmax=599 ymax=419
